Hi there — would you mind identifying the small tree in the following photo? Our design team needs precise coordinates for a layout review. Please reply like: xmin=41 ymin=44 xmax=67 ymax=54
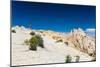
xmin=65 ymin=55 xmax=72 ymax=63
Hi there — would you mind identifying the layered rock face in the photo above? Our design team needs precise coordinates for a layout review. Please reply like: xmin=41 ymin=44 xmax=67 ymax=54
xmin=66 ymin=28 xmax=95 ymax=56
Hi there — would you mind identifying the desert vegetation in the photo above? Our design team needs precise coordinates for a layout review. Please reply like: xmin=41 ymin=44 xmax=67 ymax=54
xmin=64 ymin=42 xmax=69 ymax=46
xmin=75 ymin=56 xmax=80 ymax=62
xmin=35 ymin=35 xmax=44 ymax=48
xmin=30 ymin=31 xmax=35 ymax=36
xmin=65 ymin=55 xmax=72 ymax=63
xmin=24 ymin=39 xmax=29 ymax=45
xmin=29 ymin=36 xmax=38 ymax=50
xmin=12 ymin=29 xmax=16 ymax=33
xmin=12 ymin=26 xmax=96 ymax=65
xmin=24 ymin=34 xmax=44 ymax=50
xmin=56 ymin=39 xmax=63 ymax=43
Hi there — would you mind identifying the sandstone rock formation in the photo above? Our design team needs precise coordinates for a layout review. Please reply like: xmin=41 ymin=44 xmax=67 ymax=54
xmin=11 ymin=26 xmax=96 ymax=66
xmin=65 ymin=28 xmax=95 ymax=56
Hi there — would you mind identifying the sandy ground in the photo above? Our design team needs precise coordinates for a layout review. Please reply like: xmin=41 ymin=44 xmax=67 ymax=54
xmin=12 ymin=29 xmax=93 ymax=66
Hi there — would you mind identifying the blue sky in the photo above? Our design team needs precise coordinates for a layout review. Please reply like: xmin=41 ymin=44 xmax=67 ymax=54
xmin=12 ymin=1 xmax=96 ymax=32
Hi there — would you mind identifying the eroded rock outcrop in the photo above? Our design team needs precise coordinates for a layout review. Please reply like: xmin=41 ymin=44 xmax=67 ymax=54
xmin=66 ymin=28 xmax=95 ymax=57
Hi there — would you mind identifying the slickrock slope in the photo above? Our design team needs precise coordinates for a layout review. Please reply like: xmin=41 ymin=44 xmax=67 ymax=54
xmin=12 ymin=26 xmax=95 ymax=66
xmin=66 ymin=28 xmax=95 ymax=56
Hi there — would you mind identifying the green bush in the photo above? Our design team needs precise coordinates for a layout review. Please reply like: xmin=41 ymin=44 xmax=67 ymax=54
xmin=30 ymin=31 xmax=35 ymax=36
xmin=24 ymin=39 xmax=29 ymax=45
xmin=12 ymin=29 xmax=16 ymax=33
xmin=65 ymin=55 xmax=72 ymax=63
xmin=56 ymin=39 xmax=63 ymax=42
xmin=29 ymin=36 xmax=38 ymax=50
xmin=64 ymin=42 xmax=69 ymax=46
xmin=89 ymin=51 xmax=96 ymax=57
xmin=35 ymin=35 xmax=44 ymax=48
xmin=28 ymin=35 xmax=44 ymax=50
xmin=75 ymin=56 xmax=80 ymax=62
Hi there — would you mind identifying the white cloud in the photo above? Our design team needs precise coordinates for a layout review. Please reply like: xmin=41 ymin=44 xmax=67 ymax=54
xmin=85 ymin=28 xmax=95 ymax=37
xmin=86 ymin=28 xmax=96 ymax=32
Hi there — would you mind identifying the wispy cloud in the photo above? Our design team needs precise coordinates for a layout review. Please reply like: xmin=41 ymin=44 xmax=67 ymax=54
xmin=85 ymin=28 xmax=95 ymax=37
xmin=85 ymin=28 xmax=95 ymax=32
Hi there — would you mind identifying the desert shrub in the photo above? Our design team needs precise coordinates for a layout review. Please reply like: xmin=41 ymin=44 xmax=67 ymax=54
xmin=93 ymin=51 xmax=96 ymax=57
xmin=89 ymin=53 xmax=93 ymax=56
xmin=89 ymin=51 xmax=96 ymax=57
xmin=64 ymin=42 xmax=68 ymax=46
xmin=56 ymin=39 xmax=63 ymax=42
xmin=29 ymin=36 xmax=38 ymax=50
xmin=35 ymin=35 xmax=44 ymax=48
xmin=88 ymin=52 xmax=96 ymax=62
xmin=12 ymin=29 xmax=16 ymax=33
xmin=75 ymin=56 xmax=80 ymax=62
xmin=65 ymin=55 xmax=72 ymax=63
xmin=39 ymin=30 xmax=43 ymax=33
xmin=91 ymin=56 xmax=96 ymax=61
xmin=28 ymin=35 xmax=44 ymax=50
xmin=30 ymin=31 xmax=35 ymax=36
xmin=24 ymin=39 xmax=29 ymax=45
